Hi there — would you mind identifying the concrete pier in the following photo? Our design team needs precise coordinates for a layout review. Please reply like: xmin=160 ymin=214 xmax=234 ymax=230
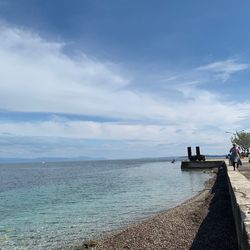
xmin=181 ymin=159 xmax=225 ymax=169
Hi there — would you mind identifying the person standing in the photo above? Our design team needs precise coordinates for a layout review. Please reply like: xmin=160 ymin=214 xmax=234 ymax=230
xmin=229 ymin=143 xmax=241 ymax=171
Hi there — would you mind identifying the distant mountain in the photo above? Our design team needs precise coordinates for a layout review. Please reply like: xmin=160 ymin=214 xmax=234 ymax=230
xmin=0 ymin=156 xmax=106 ymax=164
xmin=0 ymin=154 xmax=227 ymax=164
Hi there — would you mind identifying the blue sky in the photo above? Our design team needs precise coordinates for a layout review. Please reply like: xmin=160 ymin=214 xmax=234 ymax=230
xmin=0 ymin=0 xmax=250 ymax=159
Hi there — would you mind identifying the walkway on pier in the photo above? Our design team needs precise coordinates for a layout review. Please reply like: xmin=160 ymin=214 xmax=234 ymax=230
xmin=227 ymin=158 xmax=250 ymax=250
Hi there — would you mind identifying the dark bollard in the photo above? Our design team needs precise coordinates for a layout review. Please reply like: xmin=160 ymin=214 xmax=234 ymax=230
xmin=196 ymin=146 xmax=201 ymax=157
xmin=196 ymin=146 xmax=206 ymax=161
xmin=187 ymin=147 xmax=192 ymax=160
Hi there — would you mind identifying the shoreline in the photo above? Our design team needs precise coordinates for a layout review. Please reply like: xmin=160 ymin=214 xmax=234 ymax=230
xmin=71 ymin=166 xmax=237 ymax=250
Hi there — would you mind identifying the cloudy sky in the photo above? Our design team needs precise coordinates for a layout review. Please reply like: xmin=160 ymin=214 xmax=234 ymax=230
xmin=0 ymin=0 xmax=250 ymax=159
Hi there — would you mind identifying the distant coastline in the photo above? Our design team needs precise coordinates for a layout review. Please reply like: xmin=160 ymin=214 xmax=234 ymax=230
xmin=0 ymin=156 xmax=106 ymax=164
xmin=0 ymin=155 xmax=226 ymax=164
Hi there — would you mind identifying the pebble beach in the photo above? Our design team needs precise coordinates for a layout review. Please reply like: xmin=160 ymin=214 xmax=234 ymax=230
xmin=74 ymin=167 xmax=238 ymax=250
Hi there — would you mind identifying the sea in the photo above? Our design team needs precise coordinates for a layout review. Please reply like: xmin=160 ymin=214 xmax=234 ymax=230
xmin=0 ymin=158 xmax=212 ymax=250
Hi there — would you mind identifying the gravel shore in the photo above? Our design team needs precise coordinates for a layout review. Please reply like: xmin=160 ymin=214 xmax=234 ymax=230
xmin=75 ymin=167 xmax=237 ymax=250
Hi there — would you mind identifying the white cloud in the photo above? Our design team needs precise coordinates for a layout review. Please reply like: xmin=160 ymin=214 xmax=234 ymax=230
xmin=0 ymin=24 xmax=166 ymax=121
xmin=0 ymin=114 xmax=247 ymax=144
xmin=1 ymin=24 xmax=250 ymax=158
xmin=0 ymin=24 xmax=249 ymax=125
xmin=197 ymin=59 xmax=249 ymax=82
xmin=0 ymin=115 xmax=242 ymax=158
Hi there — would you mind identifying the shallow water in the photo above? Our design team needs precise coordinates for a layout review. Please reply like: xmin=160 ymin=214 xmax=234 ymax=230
xmin=0 ymin=159 xmax=211 ymax=249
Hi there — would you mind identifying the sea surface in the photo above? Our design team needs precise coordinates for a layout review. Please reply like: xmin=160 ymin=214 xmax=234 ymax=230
xmin=0 ymin=158 xmax=212 ymax=250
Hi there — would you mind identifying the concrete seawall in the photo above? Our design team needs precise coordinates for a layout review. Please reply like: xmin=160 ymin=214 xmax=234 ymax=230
xmin=181 ymin=158 xmax=250 ymax=249
xmin=227 ymin=163 xmax=250 ymax=250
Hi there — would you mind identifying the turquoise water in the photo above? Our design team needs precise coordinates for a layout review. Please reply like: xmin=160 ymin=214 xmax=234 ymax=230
xmin=0 ymin=159 xmax=211 ymax=250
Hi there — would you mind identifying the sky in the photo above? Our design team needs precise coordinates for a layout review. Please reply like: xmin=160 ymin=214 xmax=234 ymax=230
xmin=0 ymin=0 xmax=250 ymax=159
